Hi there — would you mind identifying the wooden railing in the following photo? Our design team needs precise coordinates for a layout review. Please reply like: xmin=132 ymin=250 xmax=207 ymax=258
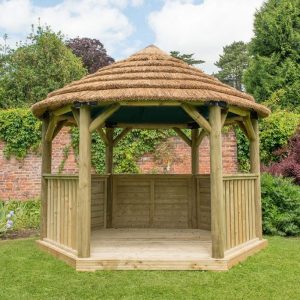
xmin=44 ymin=175 xmax=78 ymax=251
xmin=223 ymin=174 xmax=258 ymax=250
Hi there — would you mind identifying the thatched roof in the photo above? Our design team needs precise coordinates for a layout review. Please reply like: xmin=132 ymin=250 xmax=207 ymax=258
xmin=31 ymin=45 xmax=270 ymax=118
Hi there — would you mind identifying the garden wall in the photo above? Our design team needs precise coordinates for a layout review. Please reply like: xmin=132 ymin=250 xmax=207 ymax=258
xmin=0 ymin=128 xmax=237 ymax=200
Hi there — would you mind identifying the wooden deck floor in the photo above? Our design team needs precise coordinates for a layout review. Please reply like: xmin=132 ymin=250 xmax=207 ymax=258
xmin=38 ymin=228 xmax=267 ymax=271
xmin=90 ymin=229 xmax=212 ymax=260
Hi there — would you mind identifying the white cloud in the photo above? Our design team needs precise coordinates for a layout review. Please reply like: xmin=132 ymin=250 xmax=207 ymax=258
xmin=0 ymin=0 xmax=135 ymax=57
xmin=148 ymin=0 xmax=265 ymax=74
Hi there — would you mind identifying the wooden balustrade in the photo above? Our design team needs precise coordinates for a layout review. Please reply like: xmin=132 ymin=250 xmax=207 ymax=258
xmin=223 ymin=174 xmax=258 ymax=250
xmin=43 ymin=173 xmax=258 ymax=254
xmin=44 ymin=175 xmax=78 ymax=251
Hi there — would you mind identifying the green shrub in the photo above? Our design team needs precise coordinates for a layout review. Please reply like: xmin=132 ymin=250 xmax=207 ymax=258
xmin=236 ymin=111 xmax=300 ymax=171
xmin=0 ymin=200 xmax=40 ymax=236
xmin=261 ymin=173 xmax=300 ymax=236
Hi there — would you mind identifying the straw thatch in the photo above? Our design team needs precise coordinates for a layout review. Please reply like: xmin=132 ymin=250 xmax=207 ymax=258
xmin=31 ymin=45 xmax=270 ymax=118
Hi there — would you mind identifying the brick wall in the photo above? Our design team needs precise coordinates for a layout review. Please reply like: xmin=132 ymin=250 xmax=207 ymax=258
xmin=137 ymin=129 xmax=238 ymax=174
xmin=0 ymin=128 xmax=237 ymax=200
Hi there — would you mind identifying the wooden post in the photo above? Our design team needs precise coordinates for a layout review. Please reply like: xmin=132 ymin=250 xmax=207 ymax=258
xmin=40 ymin=117 xmax=52 ymax=239
xmin=191 ymin=128 xmax=199 ymax=175
xmin=77 ymin=106 xmax=91 ymax=258
xmin=105 ymin=128 xmax=114 ymax=174
xmin=105 ymin=128 xmax=114 ymax=228
xmin=249 ymin=118 xmax=263 ymax=239
xmin=209 ymin=105 xmax=225 ymax=258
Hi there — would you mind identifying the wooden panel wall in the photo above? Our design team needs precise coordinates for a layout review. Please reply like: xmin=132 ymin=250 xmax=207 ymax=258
xmin=223 ymin=174 xmax=257 ymax=250
xmin=195 ymin=175 xmax=211 ymax=230
xmin=45 ymin=175 xmax=78 ymax=251
xmin=91 ymin=175 xmax=108 ymax=229
xmin=112 ymin=175 xmax=192 ymax=228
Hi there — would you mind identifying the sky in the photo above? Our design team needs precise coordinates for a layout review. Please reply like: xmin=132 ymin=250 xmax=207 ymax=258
xmin=0 ymin=0 xmax=265 ymax=73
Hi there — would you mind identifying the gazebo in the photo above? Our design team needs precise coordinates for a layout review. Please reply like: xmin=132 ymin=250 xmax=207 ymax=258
xmin=32 ymin=45 xmax=270 ymax=271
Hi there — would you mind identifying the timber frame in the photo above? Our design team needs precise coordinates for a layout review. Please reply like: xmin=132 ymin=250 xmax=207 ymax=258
xmin=38 ymin=100 xmax=267 ymax=271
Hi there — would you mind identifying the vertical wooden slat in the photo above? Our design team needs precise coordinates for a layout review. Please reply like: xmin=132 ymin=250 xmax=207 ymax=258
xmin=103 ymin=178 xmax=107 ymax=229
xmin=233 ymin=179 xmax=237 ymax=247
xmin=245 ymin=179 xmax=250 ymax=242
xmin=191 ymin=128 xmax=199 ymax=175
xmin=225 ymin=180 xmax=231 ymax=249
xmin=47 ymin=180 xmax=51 ymax=239
xmin=252 ymin=179 xmax=256 ymax=239
xmin=57 ymin=179 xmax=61 ymax=244
xmin=241 ymin=180 xmax=246 ymax=243
xmin=229 ymin=180 xmax=234 ymax=248
xmin=71 ymin=179 xmax=77 ymax=250
xmin=149 ymin=179 xmax=155 ymax=227
xmin=64 ymin=180 xmax=69 ymax=246
xmin=67 ymin=180 xmax=72 ymax=247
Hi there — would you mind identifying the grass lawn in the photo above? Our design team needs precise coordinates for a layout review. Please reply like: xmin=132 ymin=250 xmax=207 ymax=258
xmin=0 ymin=237 xmax=299 ymax=299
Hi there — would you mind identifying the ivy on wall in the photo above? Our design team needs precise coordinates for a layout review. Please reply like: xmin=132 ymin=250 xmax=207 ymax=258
xmin=0 ymin=109 xmax=41 ymax=159
xmin=71 ymin=128 xmax=175 ymax=174
xmin=0 ymin=108 xmax=176 ymax=172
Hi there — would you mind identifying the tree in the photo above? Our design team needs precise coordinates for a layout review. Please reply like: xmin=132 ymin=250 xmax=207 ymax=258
xmin=66 ymin=38 xmax=114 ymax=74
xmin=243 ymin=0 xmax=300 ymax=111
xmin=214 ymin=41 xmax=249 ymax=91
xmin=170 ymin=51 xmax=204 ymax=66
xmin=0 ymin=26 xmax=86 ymax=108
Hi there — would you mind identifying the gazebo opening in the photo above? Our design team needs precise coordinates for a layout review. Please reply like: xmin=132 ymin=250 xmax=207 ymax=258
xmin=33 ymin=45 xmax=269 ymax=271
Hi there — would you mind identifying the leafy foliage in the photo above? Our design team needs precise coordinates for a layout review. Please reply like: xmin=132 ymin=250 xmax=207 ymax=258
xmin=236 ymin=111 xmax=300 ymax=171
xmin=170 ymin=51 xmax=204 ymax=65
xmin=244 ymin=0 xmax=300 ymax=111
xmin=0 ymin=109 xmax=41 ymax=158
xmin=71 ymin=128 xmax=174 ymax=174
xmin=0 ymin=200 xmax=40 ymax=236
xmin=214 ymin=41 xmax=249 ymax=91
xmin=0 ymin=26 xmax=86 ymax=108
xmin=66 ymin=37 xmax=114 ymax=74
xmin=261 ymin=173 xmax=300 ymax=236
xmin=266 ymin=128 xmax=300 ymax=184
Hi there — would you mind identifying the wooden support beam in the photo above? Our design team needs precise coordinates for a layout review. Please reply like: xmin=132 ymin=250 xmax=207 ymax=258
xmin=52 ymin=120 xmax=66 ymax=140
xmin=209 ymin=105 xmax=225 ymax=259
xmin=40 ymin=117 xmax=52 ymax=240
xmin=228 ymin=106 xmax=249 ymax=117
xmin=105 ymin=128 xmax=114 ymax=174
xmin=221 ymin=109 xmax=228 ymax=127
xmin=89 ymin=104 xmax=120 ymax=133
xmin=196 ymin=129 xmax=207 ymax=147
xmin=97 ymin=128 xmax=109 ymax=145
xmin=243 ymin=116 xmax=256 ymax=141
xmin=77 ymin=106 xmax=91 ymax=258
xmin=45 ymin=116 xmax=58 ymax=142
xmin=224 ymin=116 xmax=243 ymax=126
xmin=114 ymin=123 xmax=190 ymax=129
xmin=236 ymin=120 xmax=249 ymax=138
xmin=181 ymin=103 xmax=211 ymax=133
xmin=53 ymin=105 xmax=72 ymax=116
xmin=120 ymin=101 xmax=181 ymax=106
xmin=249 ymin=118 xmax=263 ymax=239
xmin=113 ymin=128 xmax=132 ymax=146
xmin=191 ymin=128 xmax=199 ymax=175
xmin=71 ymin=107 xmax=80 ymax=126
xmin=173 ymin=127 xmax=192 ymax=147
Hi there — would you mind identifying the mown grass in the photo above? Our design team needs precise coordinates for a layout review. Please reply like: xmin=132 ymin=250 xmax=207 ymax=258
xmin=0 ymin=236 xmax=299 ymax=299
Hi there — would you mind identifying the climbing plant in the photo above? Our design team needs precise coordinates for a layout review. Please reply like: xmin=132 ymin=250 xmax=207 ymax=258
xmin=0 ymin=109 xmax=41 ymax=158
xmin=71 ymin=128 xmax=175 ymax=174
